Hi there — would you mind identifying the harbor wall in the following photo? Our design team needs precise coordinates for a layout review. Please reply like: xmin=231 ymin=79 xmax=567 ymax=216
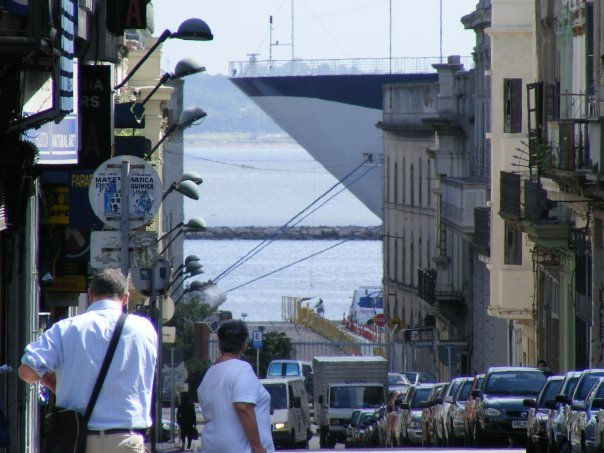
xmin=186 ymin=225 xmax=382 ymax=240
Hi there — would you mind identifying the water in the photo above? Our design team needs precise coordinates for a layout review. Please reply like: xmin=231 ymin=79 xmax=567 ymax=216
xmin=183 ymin=139 xmax=382 ymax=320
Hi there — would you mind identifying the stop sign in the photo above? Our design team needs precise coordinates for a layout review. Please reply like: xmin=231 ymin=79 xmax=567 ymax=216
xmin=374 ymin=314 xmax=386 ymax=327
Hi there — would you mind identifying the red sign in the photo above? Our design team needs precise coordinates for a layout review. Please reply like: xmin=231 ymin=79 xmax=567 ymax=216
xmin=374 ymin=314 xmax=386 ymax=327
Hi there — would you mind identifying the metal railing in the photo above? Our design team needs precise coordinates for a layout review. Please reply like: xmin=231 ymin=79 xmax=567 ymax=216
xmin=229 ymin=56 xmax=474 ymax=77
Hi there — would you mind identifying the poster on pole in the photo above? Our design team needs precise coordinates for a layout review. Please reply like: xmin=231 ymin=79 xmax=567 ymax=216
xmin=88 ymin=155 xmax=162 ymax=229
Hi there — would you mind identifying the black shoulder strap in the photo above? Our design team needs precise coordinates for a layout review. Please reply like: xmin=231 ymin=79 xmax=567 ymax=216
xmin=83 ymin=313 xmax=128 ymax=422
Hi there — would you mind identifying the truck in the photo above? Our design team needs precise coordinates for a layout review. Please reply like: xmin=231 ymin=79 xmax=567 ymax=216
xmin=313 ymin=355 xmax=388 ymax=448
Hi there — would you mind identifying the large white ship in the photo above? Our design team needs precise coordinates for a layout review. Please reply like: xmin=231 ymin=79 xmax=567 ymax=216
xmin=229 ymin=56 xmax=470 ymax=220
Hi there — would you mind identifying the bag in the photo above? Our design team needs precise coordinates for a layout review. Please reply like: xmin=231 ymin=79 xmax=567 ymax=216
xmin=44 ymin=408 xmax=86 ymax=453
xmin=0 ymin=408 xmax=10 ymax=447
xmin=191 ymin=427 xmax=199 ymax=440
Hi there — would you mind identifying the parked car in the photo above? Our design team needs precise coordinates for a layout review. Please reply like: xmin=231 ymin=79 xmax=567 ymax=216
xmin=557 ymin=369 xmax=604 ymax=453
xmin=547 ymin=371 xmax=581 ymax=453
xmin=464 ymin=373 xmax=485 ymax=445
xmin=569 ymin=377 xmax=604 ymax=453
xmin=434 ymin=377 xmax=467 ymax=446
xmin=402 ymin=371 xmax=437 ymax=385
xmin=345 ymin=409 xmax=377 ymax=448
xmin=388 ymin=372 xmax=411 ymax=394
xmin=261 ymin=377 xmax=312 ymax=448
xmin=399 ymin=384 xmax=435 ymax=445
xmin=523 ymin=374 xmax=564 ymax=453
xmin=473 ymin=367 xmax=548 ymax=447
xmin=446 ymin=376 xmax=474 ymax=446
xmin=421 ymin=382 xmax=448 ymax=447
xmin=364 ymin=405 xmax=386 ymax=447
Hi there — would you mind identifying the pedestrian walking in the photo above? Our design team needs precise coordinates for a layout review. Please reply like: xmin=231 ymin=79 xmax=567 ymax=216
xmin=197 ymin=319 xmax=274 ymax=453
xmin=177 ymin=392 xmax=197 ymax=451
xmin=18 ymin=268 xmax=157 ymax=453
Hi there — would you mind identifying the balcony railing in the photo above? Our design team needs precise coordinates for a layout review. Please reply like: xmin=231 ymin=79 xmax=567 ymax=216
xmin=499 ymin=171 xmax=521 ymax=219
xmin=441 ymin=178 xmax=488 ymax=232
xmin=556 ymin=119 xmax=590 ymax=172
xmin=229 ymin=56 xmax=474 ymax=77
xmin=523 ymin=180 xmax=549 ymax=222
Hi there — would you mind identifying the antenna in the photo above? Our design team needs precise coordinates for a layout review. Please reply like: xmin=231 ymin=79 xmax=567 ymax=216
xmin=269 ymin=16 xmax=273 ymax=66
xmin=291 ymin=0 xmax=295 ymax=60
xmin=439 ymin=0 xmax=443 ymax=63
xmin=269 ymin=4 xmax=295 ymax=62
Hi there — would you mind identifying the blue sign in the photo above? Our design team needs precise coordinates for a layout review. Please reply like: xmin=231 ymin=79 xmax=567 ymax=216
xmin=251 ymin=330 xmax=263 ymax=350
xmin=26 ymin=114 xmax=79 ymax=164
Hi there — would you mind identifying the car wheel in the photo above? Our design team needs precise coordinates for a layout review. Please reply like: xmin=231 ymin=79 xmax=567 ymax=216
xmin=289 ymin=429 xmax=297 ymax=449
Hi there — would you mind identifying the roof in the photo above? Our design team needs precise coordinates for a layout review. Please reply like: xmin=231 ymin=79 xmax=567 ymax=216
xmin=260 ymin=377 xmax=305 ymax=385
xmin=314 ymin=356 xmax=387 ymax=363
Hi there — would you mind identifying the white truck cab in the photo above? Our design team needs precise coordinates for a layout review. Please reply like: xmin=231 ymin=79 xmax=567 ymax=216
xmin=260 ymin=377 xmax=312 ymax=448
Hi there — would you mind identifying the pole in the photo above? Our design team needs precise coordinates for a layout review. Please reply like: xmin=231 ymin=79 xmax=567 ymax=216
xmin=269 ymin=16 xmax=273 ymax=66
xmin=291 ymin=0 xmax=294 ymax=60
xmin=256 ymin=349 xmax=260 ymax=376
xmin=439 ymin=0 xmax=443 ymax=63
xmin=170 ymin=348 xmax=176 ymax=443
xmin=152 ymin=263 xmax=163 ymax=452
xmin=120 ymin=161 xmax=130 ymax=277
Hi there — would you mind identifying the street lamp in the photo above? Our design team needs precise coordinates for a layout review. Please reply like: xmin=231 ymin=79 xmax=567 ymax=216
xmin=169 ymin=264 xmax=205 ymax=296
xmin=114 ymin=18 xmax=213 ymax=90
xmin=145 ymin=107 xmax=207 ymax=160
xmin=180 ymin=171 xmax=203 ymax=185
xmin=159 ymin=217 xmax=207 ymax=256
xmin=131 ymin=58 xmax=206 ymax=122
xmin=174 ymin=279 xmax=211 ymax=304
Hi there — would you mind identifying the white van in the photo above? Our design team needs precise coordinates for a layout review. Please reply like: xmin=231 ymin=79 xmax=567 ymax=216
xmin=348 ymin=286 xmax=383 ymax=325
xmin=266 ymin=359 xmax=314 ymax=400
xmin=261 ymin=377 xmax=312 ymax=448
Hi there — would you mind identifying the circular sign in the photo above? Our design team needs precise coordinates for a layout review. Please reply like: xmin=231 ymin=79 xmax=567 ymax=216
xmin=144 ymin=295 xmax=175 ymax=323
xmin=374 ymin=313 xmax=387 ymax=327
xmin=88 ymin=155 xmax=162 ymax=229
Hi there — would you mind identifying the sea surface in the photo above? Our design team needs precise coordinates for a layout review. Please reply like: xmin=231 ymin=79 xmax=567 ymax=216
xmin=183 ymin=138 xmax=382 ymax=321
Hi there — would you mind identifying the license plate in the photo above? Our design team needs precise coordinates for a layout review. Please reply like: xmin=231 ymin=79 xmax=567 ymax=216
xmin=512 ymin=420 xmax=527 ymax=429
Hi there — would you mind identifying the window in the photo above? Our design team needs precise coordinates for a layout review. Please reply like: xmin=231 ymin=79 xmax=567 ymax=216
xmin=394 ymin=162 xmax=398 ymax=204
xmin=504 ymin=222 xmax=522 ymax=265
xmin=504 ymin=78 xmax=522 ymax=133
xmin=427 ymin=238 xmax=431 ymax=268
xmin=410 ymin=239 xmax=415 ymax=287
xmin=418 ymin=159 xmax=423 ymax=206
xmin=393 ymin=239 xmax=398 ymax=282
xmin=402 ymin=233 xmax=406 ymax=284
xmin=419 ymin=235 xmax=423 ymax=268
xmin=385 ymin=156 xmax=390 ymax=202
xmin=402 ymin=158 xmax=406 ymax=204
xmin=427 ymin=163 xmax=431 ymax=207
xmin=410 ymin=164 xmax=415 ymax=206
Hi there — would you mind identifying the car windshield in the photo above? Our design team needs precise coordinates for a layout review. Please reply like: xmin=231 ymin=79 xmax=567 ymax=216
xmin=447 ymin=381 xmax=461 ymax=399
xmin=267 ymin=362 xmax=300 ymax=377
xmin=538 ymin=379 xmax=563 ymax=407
xmin=263 ymin=383 xmax=287 ymax=410
xmin=359 ymin=412 xmax=374 ymax=425
xmin=330 ymin=385 xmax=384 ymax=409
xmin=350 ymin=411 xmax=361 ymax=426
xmin=484 ymin=371 xmax=547 ymax=395
xmin=389 ymin=374 xmax=407 ymax=385
xmin=418 ymin=373 xmax=437 ymax=383
xmin=403 ymin=372 xmax=418 ymax=383
xmin=563 ymin=377 xmax=579 ymax=396
xmin=411 ymin=388 xmax=432 ymax=408
xmin=575 ymin=373 xmax=604 ymax=400
xmin=457 ymin=380 xmax=473 ymax=401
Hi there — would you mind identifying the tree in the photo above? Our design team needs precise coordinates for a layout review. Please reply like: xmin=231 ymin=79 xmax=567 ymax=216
xmin=243 ymin=331 xmax=293 ymax=377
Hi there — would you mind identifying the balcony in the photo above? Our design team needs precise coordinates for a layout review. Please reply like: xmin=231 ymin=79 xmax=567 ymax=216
xmin=441 ymin=177 xmax=488 ymax=233
xmin=473 ymin=207 xmax=490 ymax=255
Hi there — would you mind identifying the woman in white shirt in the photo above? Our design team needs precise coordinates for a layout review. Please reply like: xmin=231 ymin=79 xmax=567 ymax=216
xmin=197 ymin=320 xmax=274 ymax=453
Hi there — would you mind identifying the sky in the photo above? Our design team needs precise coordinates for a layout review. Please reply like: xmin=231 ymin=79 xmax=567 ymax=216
xmin=152 ymin=0 xmax=480 ymax=75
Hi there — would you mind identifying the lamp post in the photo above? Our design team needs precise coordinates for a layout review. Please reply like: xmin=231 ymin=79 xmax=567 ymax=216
xmin=131 ymin=58 xmax=206 ymax=123
xmin=145 ymin=107 xmax=207 ymax=160
xmin=114 ymin=18 xmax=213 ymax=91
xmin=159 ymin=217 xmax=207 ymax=256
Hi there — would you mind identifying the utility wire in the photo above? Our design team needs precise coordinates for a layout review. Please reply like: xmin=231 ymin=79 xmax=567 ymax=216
xmin=226 ymin=239 xmax=351 ymax=293
xmin=213 ymin=157 xmax=370 ymax=283
xmin=214 ymin=161 xmax=378 ymax=283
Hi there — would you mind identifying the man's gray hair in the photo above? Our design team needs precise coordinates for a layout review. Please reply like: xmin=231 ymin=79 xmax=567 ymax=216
xmin=90 ymin=269 xmax=128 ymax=298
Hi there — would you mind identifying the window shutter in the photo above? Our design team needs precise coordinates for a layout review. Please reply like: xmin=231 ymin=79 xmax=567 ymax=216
xmin=510 ymin=79 xmax=523 ymax=132
xmin=0 ymin=177 xmax=6 ymax=231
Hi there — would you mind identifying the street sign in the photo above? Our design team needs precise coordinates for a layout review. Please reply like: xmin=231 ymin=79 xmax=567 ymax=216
xmin=162 ymin=326 xmax=176 ymax=343
xmin=251 ymin=330 xmax=263 ymax=350
xmin=131 ymin=258 xmax=171 ymax=295
xmin=374 ymin=313 xmax=386 ymax=327
xmin=88 ymin=155 xmax=162 ymax=229
xmin=90 ymin=230 xmax=157 ymax=268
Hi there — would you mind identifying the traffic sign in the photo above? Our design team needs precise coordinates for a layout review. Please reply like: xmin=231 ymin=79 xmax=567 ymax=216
xmin=374 ymin=313 xmax=386 ymax=327
xmin=88 ymin=155 xmax=162 ymax=229
xmin=90 ymin=230 xmax=158 ymax=268
xmin=251 ymin=330 xmax=263 ymax=350
xmin=131 ymin=258 xmax=171 ymax=295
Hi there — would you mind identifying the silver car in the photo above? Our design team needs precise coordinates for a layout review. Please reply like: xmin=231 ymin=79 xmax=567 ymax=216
xmin=445 ymin=377 xmax=474 ymax=446
xmin=399 ymin=384 xmax=435 ymax=445
xmin=569 ymin=377 xmax=604 ymax=453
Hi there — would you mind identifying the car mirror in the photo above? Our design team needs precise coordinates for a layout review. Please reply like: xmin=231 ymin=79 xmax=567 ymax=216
xmin=555 ymin=394 xmax=570 ymax=405
xmin=571 ymin=402 xmax=586 ymax=411
xmin=401 ymin=403 xmax=410 ymax=410
xmin=544 ymin=400 xmax=557 ymax=410
xmin=446 ymin=396 xmax=454 ymax=404
xmin=592 ymin=398 xmax=604 ymax=410
xmin=471 ymin=389 xmax=483 ymax=398
xmin=523 ymin=399 xmax=537 ymax=409
xmin=434 ymin=397 xmax=443 ymax=405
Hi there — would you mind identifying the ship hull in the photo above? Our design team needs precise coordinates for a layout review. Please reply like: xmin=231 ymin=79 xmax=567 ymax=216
xmin=230 ymin=73 xmax=438 ymax=220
